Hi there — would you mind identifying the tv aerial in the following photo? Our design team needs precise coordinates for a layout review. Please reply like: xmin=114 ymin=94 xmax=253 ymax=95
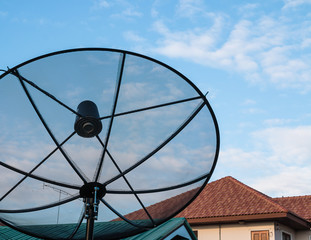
xmin=0 ymin=48 xmax=219 ymax=240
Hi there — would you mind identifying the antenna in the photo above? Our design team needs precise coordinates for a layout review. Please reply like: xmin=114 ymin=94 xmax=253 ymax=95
xmin=0 ymin=48 xmax=219 ymax=240
xmin=43 ymin=183 xmax=80 ymax=224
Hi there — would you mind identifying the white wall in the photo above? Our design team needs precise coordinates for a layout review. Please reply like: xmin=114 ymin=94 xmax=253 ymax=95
xmin=192 ymin=222 xmax=275 ymax=240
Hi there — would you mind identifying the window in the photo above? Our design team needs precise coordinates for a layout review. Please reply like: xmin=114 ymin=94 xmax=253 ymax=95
xmin=192 ymin=230 xmax=198 ymax=238
xmin=282 ymin=232 xmax=291 ymax=240
xmin=251 ymin=231 xmax=269 ymax=240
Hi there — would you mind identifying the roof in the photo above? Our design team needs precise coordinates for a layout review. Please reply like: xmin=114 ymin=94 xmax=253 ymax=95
xmin=120 ymin=187 xmax=199 ymax=221
xmin=0 ymin=218 xmax=196 ymax=240
xmin=123 ymin=176 xmax=311 ymax=230
xmin=175 ymin=176 xmax=311 ymax=229
xmin=177 ymin=176 xmax=287 ymax=218
xmin=274 ymin=195 xmax=311 ymax=222
xmin=124 ymin=218 xmax=196 ymax=240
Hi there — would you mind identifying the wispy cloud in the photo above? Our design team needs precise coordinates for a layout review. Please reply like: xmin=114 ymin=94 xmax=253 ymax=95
xmin=0 ymin=11 xmax=8 ymax=17
xmin=263 ymin=118 xmax=296 ymax=126
xmin=252 ymin=126 xmax=311 ymax=164
xmin=91 ymin=0 xmax=110 ymax=10
xmin=242 ymin=99 xmax=257 ymax=105
xmin=238 ymin=3 xmax=259 ymax=13
xmin=152 ymin=17 xmax=222 ymax=62
xmin=283 ymin=0 xmax=311 ymax=9
xmin=252 ymin=166 xmax=311 ymax=196
xmin=90 ymin=0 xmax=142 ymax=20
xmin=176 ymin=0 xmax=206 ymax=19
xmin=150 ymin=4 xmax=311 ymax=92
xmin=123 ymin=31 xmax=146 ymax=43
xmin=216 ymin=125 xmax=311 ymax=196
xmin=111 ymin=8 xmax=142 ymax=19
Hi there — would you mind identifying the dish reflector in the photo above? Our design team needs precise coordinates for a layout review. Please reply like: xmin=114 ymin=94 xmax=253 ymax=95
xmin=0 ymin=48 xmax=219 ymax=240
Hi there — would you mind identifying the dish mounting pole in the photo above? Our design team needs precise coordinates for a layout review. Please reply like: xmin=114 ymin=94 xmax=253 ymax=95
xmin=80 ymin=183 xmax=106 ymax=240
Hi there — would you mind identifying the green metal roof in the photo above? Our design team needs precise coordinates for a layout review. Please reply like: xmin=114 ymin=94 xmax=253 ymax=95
xmin=0 ymin=218 xmax=196 ymax=240
xmin=123 ymin=218 xmax=196 ymax=240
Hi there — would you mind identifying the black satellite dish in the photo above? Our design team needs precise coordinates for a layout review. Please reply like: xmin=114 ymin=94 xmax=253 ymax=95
xmin=0 ymin=48 xmax=219 ymax=240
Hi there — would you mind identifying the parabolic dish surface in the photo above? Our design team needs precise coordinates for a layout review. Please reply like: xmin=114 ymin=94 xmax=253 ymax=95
xmin=0 ymin=48 xmax=219 ymax=240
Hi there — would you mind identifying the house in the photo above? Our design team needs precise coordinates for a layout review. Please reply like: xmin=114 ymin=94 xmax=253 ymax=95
xmin=175 ymin=176 xmax=311 ymax=240
xmin=124 ymin=176 xmax=311 ymax=240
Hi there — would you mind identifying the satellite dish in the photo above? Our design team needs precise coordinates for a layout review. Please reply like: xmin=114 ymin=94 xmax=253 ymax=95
xmin=0 ymin=48 xmax=220 ymax=240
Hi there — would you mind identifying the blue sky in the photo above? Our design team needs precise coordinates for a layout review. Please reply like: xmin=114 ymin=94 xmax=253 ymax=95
xmin=1 ymin=0 xmax=311 ymax=197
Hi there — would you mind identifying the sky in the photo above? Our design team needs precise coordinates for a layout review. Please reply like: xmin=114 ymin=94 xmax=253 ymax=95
xmin=0 ymin=0 xmax=311 ymax=198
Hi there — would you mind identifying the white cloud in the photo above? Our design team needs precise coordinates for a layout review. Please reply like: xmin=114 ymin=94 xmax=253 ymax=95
xmin=213 ymin=125 xmax=311 ymax=196
xmin=112 ymin=8 xmax=142 ymax=19
xmin=301 ymin=38 xmax=311 ymax=48
xmin=91 ymin=0 xmax=110 ymax=10
xmin=251 ymin=166 xmax=311 ymax=196
xmin=243 ymin=107 xmax=265 ymax=114
xmin=242 ymin=99 xmax=257 ymax=105
xmin=260 ymin=47 xmax=311 ymax=90
xmin=263 ymin=118 xmax=296 ymax=126
xmin=0 ymin=11 xmax=8 ymax=17
xmin=238 ymin=3 xmax=259 ymax=13
xmin=153 ymin=18 xmax=261 ymax=72
xmin=218 ymin=148 xmax=266 ymax=171
xmin=176 ymin=0 xmax=205 ymax=18
xmin=252 ymin=126 xmax=311 ymax=164
xmin=152 ymin=16 xmax=222 ymax=62
xmin=151 ymin=7 xmax=311 ymax=92
xmin=121 ymin=8 xmax=142 ymax=18
xmin=91 ymin=1 xmax=142 ymax=19
xmin=97 ymin=0 xmax=110 ymax=8
xmin=283 ymin=0 xmax=311 ymax=9
xmin=123 ymin=31 xmax=146 ymax=43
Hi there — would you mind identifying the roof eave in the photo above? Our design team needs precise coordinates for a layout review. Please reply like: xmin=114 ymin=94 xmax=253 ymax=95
xmin=187 ymin=212 xmax=311 ymax=230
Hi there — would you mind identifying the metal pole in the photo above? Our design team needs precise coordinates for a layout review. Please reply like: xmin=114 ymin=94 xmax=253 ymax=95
xmin=86 ymin=210 xmax=95 ymax=240
xmin=81 ymin=184 xmax=104 ymax=240
xmin=57 ymin=190 xmax=61 ymax=224
xmin=85 ymin=198 xmax=95 ymax=240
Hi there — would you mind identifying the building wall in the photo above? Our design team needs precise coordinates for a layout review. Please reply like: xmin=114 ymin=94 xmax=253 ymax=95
xmin=275 ymin=223 xmax=296 ymax=240
xmin=295 ymin=230 xmax=311 ymax=240
xmin=192 ymin=222 xmax=275 ymax=240
xmin=275 ymin=222 xmax=311 ymax=240
xmin=191 ymin=222 xmax=311 ymax=240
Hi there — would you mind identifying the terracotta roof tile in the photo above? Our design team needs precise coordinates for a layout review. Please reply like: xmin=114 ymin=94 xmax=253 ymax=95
xmin=120 ymin=187 xmax=200 ymax=221
xmin=176 ymin=176 xmax=288 ymax=219
xmin=274 ymin=195 xmax=311 ymax=222
xmin=122 ymin=176 xmax=311 ymax=228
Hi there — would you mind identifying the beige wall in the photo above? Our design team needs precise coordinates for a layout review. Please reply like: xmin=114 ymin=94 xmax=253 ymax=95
xmin=191 ymin=222 xmax=311 ymax=240
xmin=192 ymin=222 xmax=275 ymax=240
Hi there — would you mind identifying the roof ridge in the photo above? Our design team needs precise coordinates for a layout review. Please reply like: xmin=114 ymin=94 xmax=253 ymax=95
xmin=274 ymin=195 xmax=311 ymax=199
xmin=273 ymin=195 xmax=311 ymax=222
xmin=225 ymin=176 xmax=289 ymax=213
xmin=225 ymin=177 xmax=311 ymax=222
